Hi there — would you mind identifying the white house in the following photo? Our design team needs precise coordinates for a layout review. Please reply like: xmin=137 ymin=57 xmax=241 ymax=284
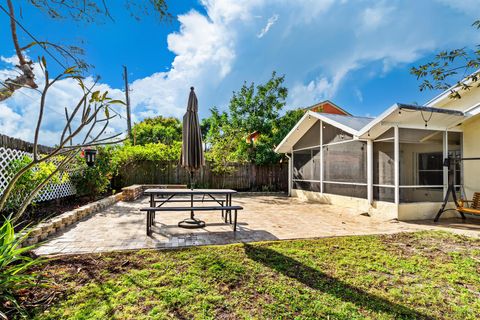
xmin=275 ymin=81 xmax=480 ymax=220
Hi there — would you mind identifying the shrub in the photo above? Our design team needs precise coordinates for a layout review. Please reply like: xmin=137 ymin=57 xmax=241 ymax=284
xmin=70 ymin=148 xmax=113 ymax=198
xmin=0 ymin=217 xmax=43 ymax=319
xmin=109 ymin=141 xmax=182 ymax=174
xmin=4 ymin=156 xmax=61 ymax=212
xmin=130 ymin=116 xmax=182 ymax=146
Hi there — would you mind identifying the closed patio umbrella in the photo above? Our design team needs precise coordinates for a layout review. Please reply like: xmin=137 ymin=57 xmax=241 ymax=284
xmin=179 ymin=87 xmax=205 ymax=228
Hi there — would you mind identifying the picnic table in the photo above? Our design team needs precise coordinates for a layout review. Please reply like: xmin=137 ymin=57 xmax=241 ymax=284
xmin=141 ymin=189 xmax=243 ymax=236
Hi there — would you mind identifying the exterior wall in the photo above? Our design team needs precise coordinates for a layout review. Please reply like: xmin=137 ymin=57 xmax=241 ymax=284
xmin=292 ymin=189 xmax=371 ymax=212
xmin=397 ymin=202 xmax=458 ymax=220
xmin=433 ymin=88 xmax=480 ymax=200
xmin=461 ymin=114 xmax=480 ymax=198
xmin=311 ymin=102 xmax=348 ymax=115
xmin=292 ymin=188 xmax=463 ymax=221
xmin=368 ymin=201 xmax=398 ymax=220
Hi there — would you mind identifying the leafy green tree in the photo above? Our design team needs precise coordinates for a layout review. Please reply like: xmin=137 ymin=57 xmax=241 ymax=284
xmin=203 ymin=108 xmax=240 ymax=175
xmin=204 ymin=71 xmax=289 ymax=166
xmin=229 ymin=71 xmax=288 ymax=138
xmin=411 ymin=20 xmax=480 ymax=99
xmin=131 ymin=116 xmax=182 ymax=146
xmin=272 ymin=109 xmax=305 ymax=146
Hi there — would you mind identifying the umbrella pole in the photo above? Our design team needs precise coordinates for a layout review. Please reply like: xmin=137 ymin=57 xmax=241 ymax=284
xmin=190 ymin=170 xmax=194 ymax=220
xmin=178 ymin=169 xmax=205 ymax=228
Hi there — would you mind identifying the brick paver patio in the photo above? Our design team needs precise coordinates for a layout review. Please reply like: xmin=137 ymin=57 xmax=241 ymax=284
xmin=34 ymin=195 xmax=480 ymax=255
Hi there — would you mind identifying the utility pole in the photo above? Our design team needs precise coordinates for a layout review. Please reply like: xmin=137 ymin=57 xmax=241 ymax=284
xmin=123 ymin=65 xmax=132 ymax=139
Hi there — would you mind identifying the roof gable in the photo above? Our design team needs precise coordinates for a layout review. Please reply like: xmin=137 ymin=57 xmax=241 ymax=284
xmin=304 ymin=100 xmax=352 ymax=116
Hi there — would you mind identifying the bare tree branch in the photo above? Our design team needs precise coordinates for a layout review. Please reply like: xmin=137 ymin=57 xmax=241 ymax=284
xmin=0 ymin=1 xmax=37 ymax=101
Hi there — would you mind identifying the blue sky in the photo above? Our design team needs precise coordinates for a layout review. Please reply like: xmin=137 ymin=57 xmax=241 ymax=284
xmin=1 ymin=0 xmax=480 ymax=145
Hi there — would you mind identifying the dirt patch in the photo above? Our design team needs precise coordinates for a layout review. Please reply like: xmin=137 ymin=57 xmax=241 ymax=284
xmin=381 ymin=231 xmax=480 ymax=260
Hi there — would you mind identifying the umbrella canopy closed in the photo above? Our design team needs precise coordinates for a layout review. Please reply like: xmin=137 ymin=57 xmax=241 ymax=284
xmin=181 ymin=87 xmax=205 ymax=172
xmin=178 ymin=87 xmax=206 ymax=229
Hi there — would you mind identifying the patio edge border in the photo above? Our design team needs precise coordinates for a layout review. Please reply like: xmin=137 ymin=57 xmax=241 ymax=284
xmin=25 ymin=192 xmax=124 ymax=246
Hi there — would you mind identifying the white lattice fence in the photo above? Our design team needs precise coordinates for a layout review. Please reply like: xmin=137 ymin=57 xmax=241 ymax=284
xmin=0 ymin=146 xmax=76 ymax=202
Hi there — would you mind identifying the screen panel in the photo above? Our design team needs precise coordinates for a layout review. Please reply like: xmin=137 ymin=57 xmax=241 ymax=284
xmin=322 ymin=123 xmax=353 ymax=145
xmin=323 ymin=140 xmax=367 ymax=183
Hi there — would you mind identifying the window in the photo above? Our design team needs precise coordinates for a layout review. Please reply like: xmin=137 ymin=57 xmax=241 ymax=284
xmin=417 ymin=150 xmax=462 ymax=186
xmin=417 ymin=152 xmax=443 ymax=185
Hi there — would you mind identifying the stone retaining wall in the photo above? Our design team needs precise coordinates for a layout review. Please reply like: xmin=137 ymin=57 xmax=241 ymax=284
xmin=122 ymin=184 xmax=187 ymax=201
xmin=26 ymin=192 xmax=124 ymax=246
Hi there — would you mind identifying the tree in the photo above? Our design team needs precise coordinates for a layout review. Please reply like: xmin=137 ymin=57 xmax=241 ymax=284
xmin=203 ymin=71 xmax=289 ymax=166
xmin=203 ymin=108 xmax=240 ymax=185
xmin=411 ymin=20 xmax=480 ymax=99
xmin=272 ymin=109 xmax=305 ymax=147
xmin=229 ymin=71 xmax=288 ymax=137
xmin=0 ymin=0 xmax=170 ymax=101
xmin=131 ymin=116 xmax=182 ymax=146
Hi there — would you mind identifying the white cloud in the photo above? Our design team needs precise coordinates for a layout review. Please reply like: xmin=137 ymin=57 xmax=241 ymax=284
xmin=289 ymin=65 xmax=354 ymax=107
xmin=434 ymin=0 xmax=480 ymax=17
xmin=354 ymin=88 xmax=363 ymax=103
xmin=257 ymin=14 xmax=279 ymax=38
xmin=129 ymin=7 xmax=237 ymax=120
xmin=360 ymin=3 xmax=395 ymax=31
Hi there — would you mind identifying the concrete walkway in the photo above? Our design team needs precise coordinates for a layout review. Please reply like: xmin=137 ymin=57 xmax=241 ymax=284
xmin=34 ymin=195 xmax=480 ymax=256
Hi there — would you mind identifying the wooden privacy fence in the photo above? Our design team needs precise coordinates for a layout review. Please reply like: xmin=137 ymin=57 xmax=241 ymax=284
xmin=111 ymin=161 xmax=288 ymax=192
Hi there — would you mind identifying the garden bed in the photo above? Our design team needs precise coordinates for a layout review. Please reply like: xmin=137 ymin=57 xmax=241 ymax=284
xmin=14 ymin=194 xmax=111 ymax=228
xmin=20 ymin=231 xmax=480 ymax=319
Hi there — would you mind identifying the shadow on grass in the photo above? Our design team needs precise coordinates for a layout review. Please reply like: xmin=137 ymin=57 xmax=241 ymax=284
xmin=244 ymin=243 xmax=433 ymax=320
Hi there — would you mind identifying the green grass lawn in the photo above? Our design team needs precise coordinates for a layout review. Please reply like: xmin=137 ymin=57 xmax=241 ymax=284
xmin=27 ymin=231 xmax=480 ymax=319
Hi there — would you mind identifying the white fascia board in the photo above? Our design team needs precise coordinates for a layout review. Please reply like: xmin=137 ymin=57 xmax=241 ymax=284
xmin=465 ymin=103 xmax=480 ymax=116
xmin=274 ymin=111 xmax=311 ymax=153
xmin=275 ymin=110 xmax=365 ymax=153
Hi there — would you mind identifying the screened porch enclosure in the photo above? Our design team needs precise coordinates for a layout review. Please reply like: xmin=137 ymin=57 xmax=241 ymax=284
xmin=292 ymin=121 xmax=368 ymax=199
xmin=292 ymin=120 xmax=462 ymax=204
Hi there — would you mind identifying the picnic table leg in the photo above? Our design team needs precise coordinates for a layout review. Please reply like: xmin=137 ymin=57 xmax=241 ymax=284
xmin=224 ymin=194 xmax=229 ymax=223
xmin=150 ymin=194 xmax=155 ymax=226
xmin=221 ymin=199 xmax=224 ymax=219
xmin=233 ymin=209 xmax=237 ymax=233
xmin=228 ymin=194 xmax=233 ymax=224
xmin=146 ymin=211 xmax=151 ymax=236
